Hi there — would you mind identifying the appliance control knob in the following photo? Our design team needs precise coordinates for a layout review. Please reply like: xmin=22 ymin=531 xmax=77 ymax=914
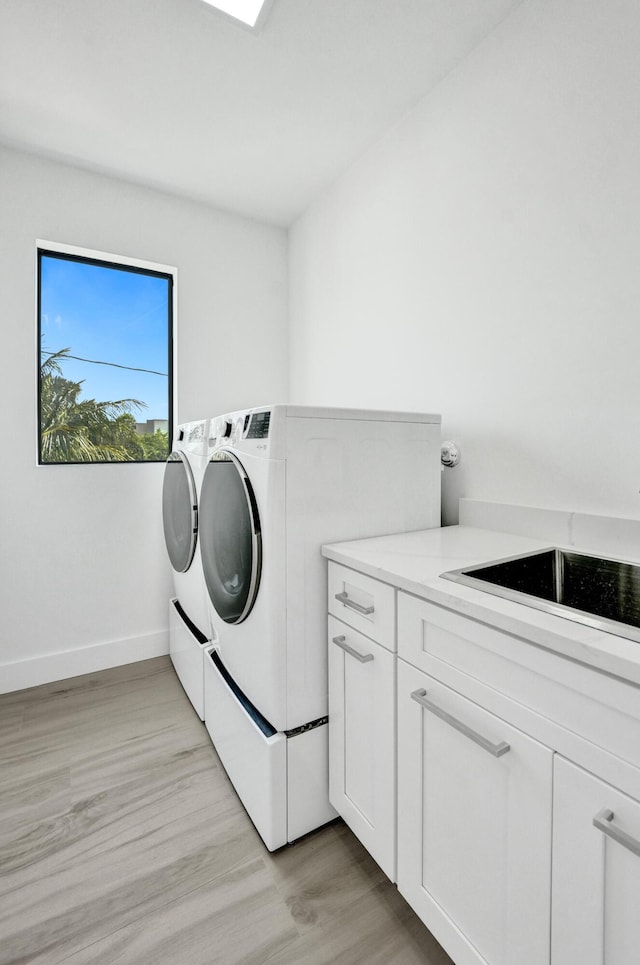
xmin=223 ymin=420 xmax=232 ymax=438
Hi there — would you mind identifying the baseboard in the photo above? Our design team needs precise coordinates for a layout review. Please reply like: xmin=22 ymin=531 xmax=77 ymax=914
xmin=0 ymin=629 xmax=169 ymax=694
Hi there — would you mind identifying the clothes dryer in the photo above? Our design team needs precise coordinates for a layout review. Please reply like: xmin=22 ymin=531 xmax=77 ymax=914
xmin=162 ymin=419 xmax=212 ymax=719
xmin=199 ymin=404 xmax=441 ymax=849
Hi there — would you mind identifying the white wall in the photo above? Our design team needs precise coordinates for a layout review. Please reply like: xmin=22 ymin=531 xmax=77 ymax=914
xmin=0 ymin=145 xmax=288 ymax=691
xmin=289 ymin=0 xmax=640 ymax=526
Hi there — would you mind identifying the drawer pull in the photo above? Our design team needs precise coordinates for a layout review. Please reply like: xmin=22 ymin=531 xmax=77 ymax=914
xmin=593 ymin=808 xmax=640 ymax=858
xmin=332 ymin=635 xmax=374 ymax=663
xmin=410 ymin=689 xmax=511 ymax=758
xmin=334 ymin=591 xmax=374 ymax=616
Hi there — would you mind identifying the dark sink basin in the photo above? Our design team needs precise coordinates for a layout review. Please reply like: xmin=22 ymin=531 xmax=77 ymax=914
xmin=441 ymin=548 xmax=640 ymax=644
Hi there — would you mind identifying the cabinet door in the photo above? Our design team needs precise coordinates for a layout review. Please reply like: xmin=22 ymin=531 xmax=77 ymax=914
xmin=552 ymin=756 xmax=640 ymax=965
xmin=397 ymin=659 xmax=553 ymax=965
xmin=328 ymin=615 xmax=396 ymax=881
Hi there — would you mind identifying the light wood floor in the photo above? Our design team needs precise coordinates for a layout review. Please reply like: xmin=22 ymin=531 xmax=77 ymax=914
xmin=0 ymin=656 xmax=453 ymax=965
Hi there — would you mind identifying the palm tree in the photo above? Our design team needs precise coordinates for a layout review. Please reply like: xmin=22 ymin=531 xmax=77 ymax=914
xmin=40 ymin=349 xmax=147 ymax=463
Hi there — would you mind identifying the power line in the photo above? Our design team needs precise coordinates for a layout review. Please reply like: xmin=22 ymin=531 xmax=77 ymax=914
xmin=41 ymin=350 xmax=167 ymax=378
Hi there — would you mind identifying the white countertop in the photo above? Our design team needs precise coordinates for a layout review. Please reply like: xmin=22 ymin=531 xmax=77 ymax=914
xmin=322 ymin=526 xmax=640 ymax=688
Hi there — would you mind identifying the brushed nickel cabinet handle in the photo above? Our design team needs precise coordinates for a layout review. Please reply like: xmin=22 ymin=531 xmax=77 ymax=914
xmin=332 ymin=635 xmax=374 ymax=663
xmin=410 ymin=688 xmax=511 ymax=758
xmin=334 ymin=591 xmax=374 ymax=616
xmin=593 ymin=808 xmax=640 ymax=858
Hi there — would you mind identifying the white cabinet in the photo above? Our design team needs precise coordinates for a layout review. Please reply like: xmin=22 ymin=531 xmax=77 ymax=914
xmin=324 ymin=549 xmax=640 ymax=965
xmin=397 ymin=658 xmax=553 ymax=965
xmin=327 ymin=561 xmax=397 ymax=881
xmin=552 ymin=756 xmax=640 ymax=965
xmin=328 ymin=616 xmax=396 ymax=880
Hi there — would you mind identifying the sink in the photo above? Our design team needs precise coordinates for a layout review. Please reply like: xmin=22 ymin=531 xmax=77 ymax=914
xmin=441 ymin=548 xmax=640 ymax=644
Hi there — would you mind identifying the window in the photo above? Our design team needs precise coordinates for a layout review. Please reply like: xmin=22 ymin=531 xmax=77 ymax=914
xmin=37 ymin=242 xmax=175 ymax=465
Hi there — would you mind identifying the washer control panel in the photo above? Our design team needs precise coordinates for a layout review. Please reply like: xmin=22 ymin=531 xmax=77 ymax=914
xmin=245 ymin=410 xmax=271 ymax=440
xmin=208 ymin=409 xmax=272 ymax=451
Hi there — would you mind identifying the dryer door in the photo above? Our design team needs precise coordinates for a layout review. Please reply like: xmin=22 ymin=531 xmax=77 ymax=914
xmin=162 ymin=451 xmax=198 ymax=573
xmin=200 ymin=450 xmax=262 ymax=625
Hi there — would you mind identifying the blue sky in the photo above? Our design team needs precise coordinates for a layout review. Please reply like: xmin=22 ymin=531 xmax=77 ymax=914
xmin=40 ymin=255 xmax=171 ymax=422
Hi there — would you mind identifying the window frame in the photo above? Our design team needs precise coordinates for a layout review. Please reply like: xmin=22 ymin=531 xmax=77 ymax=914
xmin=36 ymin=240 xmax=177 ymax=467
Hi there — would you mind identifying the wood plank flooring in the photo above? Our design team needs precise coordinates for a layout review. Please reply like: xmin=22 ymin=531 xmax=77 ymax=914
xmin=0 ymin=657 xmax=453 ymax=964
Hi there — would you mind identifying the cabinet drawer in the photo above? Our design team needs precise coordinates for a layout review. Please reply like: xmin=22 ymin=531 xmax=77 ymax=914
xmin=328 ymin=561 xmax=395 ymax=650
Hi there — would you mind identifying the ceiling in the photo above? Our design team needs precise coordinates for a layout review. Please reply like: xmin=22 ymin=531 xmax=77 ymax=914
xmin=0 ymin=0 xmax=524 ymax=226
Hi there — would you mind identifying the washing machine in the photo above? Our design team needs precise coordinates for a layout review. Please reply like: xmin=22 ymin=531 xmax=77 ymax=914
xmin=162 ymin=419 xmax=212 ymax=719
xmin=199 ymin=404 xmax=441 ymax=850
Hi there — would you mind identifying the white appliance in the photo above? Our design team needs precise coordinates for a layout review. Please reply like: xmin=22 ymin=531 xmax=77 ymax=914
xmin=162 ymin=419 xmax=212 ymax=719
xmin=199 ymin=404 xmax=441 ymax=850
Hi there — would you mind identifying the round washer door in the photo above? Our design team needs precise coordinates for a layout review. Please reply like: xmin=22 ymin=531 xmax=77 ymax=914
xmin=162 ymin=451 xmax=198 ymax=573
xmin=199 ymin=450 xmax=262 ymax=625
